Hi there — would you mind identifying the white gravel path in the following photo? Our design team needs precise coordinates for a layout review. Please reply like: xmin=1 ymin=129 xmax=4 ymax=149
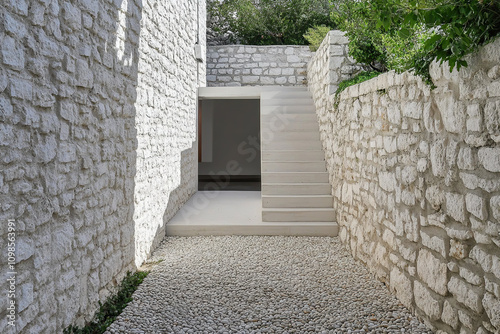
xmin=105 ymin=236 xmax=433 ymax=334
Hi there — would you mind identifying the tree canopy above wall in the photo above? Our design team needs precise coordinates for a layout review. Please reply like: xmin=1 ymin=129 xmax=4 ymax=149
xmin=207 ymin=0 xmax=334 ymax=45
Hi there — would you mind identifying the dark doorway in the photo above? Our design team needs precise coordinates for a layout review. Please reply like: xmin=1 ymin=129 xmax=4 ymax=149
xmin=198 ymin=99 xmax=261 ymax=191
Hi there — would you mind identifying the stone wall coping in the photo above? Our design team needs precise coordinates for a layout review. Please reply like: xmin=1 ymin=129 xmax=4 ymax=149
xmin=339 ymin=70 xmax=423 ymax=101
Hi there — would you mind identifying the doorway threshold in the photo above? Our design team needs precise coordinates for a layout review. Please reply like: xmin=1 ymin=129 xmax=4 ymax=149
xmin=166 ymin=191 xmax=338 ymax=237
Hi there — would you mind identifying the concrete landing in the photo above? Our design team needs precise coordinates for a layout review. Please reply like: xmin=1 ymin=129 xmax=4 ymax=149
xmin=166 ymin=191 xmax=338 ymax=237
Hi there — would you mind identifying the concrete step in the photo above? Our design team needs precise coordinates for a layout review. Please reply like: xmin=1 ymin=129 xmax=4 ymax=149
xmin=263 ymin=91 xmax=312 ymax=99
xmin=167 ymin=222 xmax=338 ymax=237
xmin=262 ymin=195 xmax=333 ymax=208
xmin=262 ymin=172 xmax=329 ymax=183
xmin=262 ymin=161 xmax=326 ymax=172
xmin=262 ymin=141 xmax=322 ymax=150
xmin=261 ymin=105 xmax=315 ymax=114
xmin=263 ymin=132 xmax=319 ymax=141
xmin=261 ymin=121 xmax=319 ymax=131
xmin=262 ymin=150 xmax=325 ymax=161
xmin=262 ymin=183 xmax=331 ymax=195
xmin=261 ymin=114 xmax=317 ymax=122
xmin=262 ymin=98 xmax=314 ymax=106
xmin=262 ymin=208 xmax=336 ymax=222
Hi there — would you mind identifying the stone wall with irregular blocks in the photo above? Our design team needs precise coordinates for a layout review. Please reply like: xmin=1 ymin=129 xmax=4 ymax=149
xmin=309 ymin=35 xmax=500 ymax=333
xmin=0 ymin=0 xmax=205 ymax=332
xmin=206 ymin=45 xmax=312 ymax=86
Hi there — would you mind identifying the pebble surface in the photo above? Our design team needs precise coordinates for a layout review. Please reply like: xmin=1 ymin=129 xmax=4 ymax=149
xmin=105 ymin=236 xmax=433 ymax=334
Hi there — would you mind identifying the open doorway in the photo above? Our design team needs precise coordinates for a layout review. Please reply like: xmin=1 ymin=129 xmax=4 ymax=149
xmin=198 ymin=99 xmax=261 ymax=191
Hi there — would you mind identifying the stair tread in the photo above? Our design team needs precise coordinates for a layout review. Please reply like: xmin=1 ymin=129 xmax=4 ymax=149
xmin=262 ymin=194 xmax=333 ymax=197
xmin=262 ymin=182 xmax=330 ymax=185
xmin=262 ymin=172 xmax=328 ymax=174
xmin=263 ymin=208 xmax=335 ymax=212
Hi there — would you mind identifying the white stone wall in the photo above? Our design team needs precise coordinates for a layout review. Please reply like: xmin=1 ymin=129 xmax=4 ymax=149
xmin=309 ymin=35 xmax=500 ymax=333
xmin=0 ymin=0 xmax=205 ymax=332
xmin=207 ymin=45 xmax=312 ymax=86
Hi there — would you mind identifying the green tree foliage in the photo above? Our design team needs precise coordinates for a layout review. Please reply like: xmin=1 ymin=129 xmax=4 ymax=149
xmin=376 ymin=0 xmax=500 ymax=84
xmin=332 ymin=0 xmax=500 ymax=85
xmin=303 ymin=25 xmax=333 ymax=51
xmin=208 ymin=0 xmax=335 ymax=45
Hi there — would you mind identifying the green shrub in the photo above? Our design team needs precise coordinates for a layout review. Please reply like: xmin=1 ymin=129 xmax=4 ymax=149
xmin=208 ymin=0 xmax=335 ymax=45
xmin=304 ymin=25 xmax=332 ymax=51
xmin=332 ymin=0 xmax=500 ymax=85
xmin=64 ymin=271 xmax=149 ymax=334
xmin=381 ymin=0 xmax=500 ymax=85
xmin=331 ymin=0 xmax=388 ymax=72
xmin=335 ymin=71 xmax=382 ymax=98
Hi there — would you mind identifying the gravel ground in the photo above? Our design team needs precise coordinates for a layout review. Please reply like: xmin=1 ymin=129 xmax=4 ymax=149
xmin=105 ymin=236 xmax=433 ymax=334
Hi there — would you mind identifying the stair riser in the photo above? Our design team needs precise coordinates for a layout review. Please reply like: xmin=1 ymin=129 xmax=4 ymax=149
xmin=262 ymin=151 xmax=325 ymax=161
xmin=261 ymin=114 xmax=317 ymax=122
xmin=262 ymin=162 xmax=326 ymax=172
xmin=263 ymin=92 xmax=312 ymax=99
xmin=261 ymin=106 xmax=316 ymax=114
xmin=262 ymin=173 xmax=329 ymax=183
xmin=262 ymin=210 xmax=335 ymax=222
xmin=261 ymin=123 xmax=319 ymax=132
xmin=262 ymin=196 xmax=333 ymax=208
xmin=262 ymin=142 xmax=322 ymax=151
xmin=262 ymin=99 xmax=314 ymax=107
xmin=262 ymin=184 xmax=331 ymax=195
xmin=262 ymin=132 xmax=319 ymax=141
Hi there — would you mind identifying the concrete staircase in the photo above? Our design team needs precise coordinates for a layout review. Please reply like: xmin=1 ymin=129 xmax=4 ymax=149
xmin=260 ymin=87 xmax=338 ymax=235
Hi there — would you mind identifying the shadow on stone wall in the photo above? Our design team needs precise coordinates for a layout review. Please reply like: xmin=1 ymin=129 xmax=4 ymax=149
xmin=0 ymin=0 xmax=143 ymax=332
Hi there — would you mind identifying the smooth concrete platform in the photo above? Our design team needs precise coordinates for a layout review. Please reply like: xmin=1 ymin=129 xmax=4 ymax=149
xmin=166 ymin=191 xmax=338 ymax=237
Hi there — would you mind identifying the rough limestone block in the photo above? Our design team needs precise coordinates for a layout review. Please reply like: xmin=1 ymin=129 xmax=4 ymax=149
xmin=75 ymin=59 xmax=94 ymax=88
xmin=421 ymin=228 xmax=447 ymax=259
xmin=492 ymin=196 xmax=500 ymax=221
xmin=414 ymin=281 xmax=442 ymax=320
xmin=63 ymin=2 xmax=82 ymax=29
xmin=478 ymin=148 xmax=500 ymax=172
xmin=417 ymin=249 xmax=448 ymax=295
xmin=448 ymin=276 xmax=483 ymax=313
xmin=2 ymin=36 xmax=25 ymax=70
xmin=430 ymin=140 xmax=446 ymax=177
xmin=442 ymin=300 xmax=459 ymax=329
xmin=445 ymin=192 xmax=466 ymax=223
xmin=470 ymin=245 xmax=493 ymax=272
xmin=488 ymin=82 xmax=500 ymax=97
xmin=9 ymin=79 xmax=32 ymax=100
xmin=465 ymin=193 xmax=487 ymax=220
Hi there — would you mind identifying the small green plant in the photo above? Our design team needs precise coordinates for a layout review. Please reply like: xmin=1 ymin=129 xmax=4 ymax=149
xmin=335 ymin=71 xmax=382 ymax=98
xmin=64 ymin=271 xmax=149 ymax=334
xmin=304 ymin=25 xmax=332 ymax=51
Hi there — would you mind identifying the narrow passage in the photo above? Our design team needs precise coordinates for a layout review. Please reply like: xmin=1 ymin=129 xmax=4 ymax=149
xmin=106 ymin=236 xmax=432 ymax=334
